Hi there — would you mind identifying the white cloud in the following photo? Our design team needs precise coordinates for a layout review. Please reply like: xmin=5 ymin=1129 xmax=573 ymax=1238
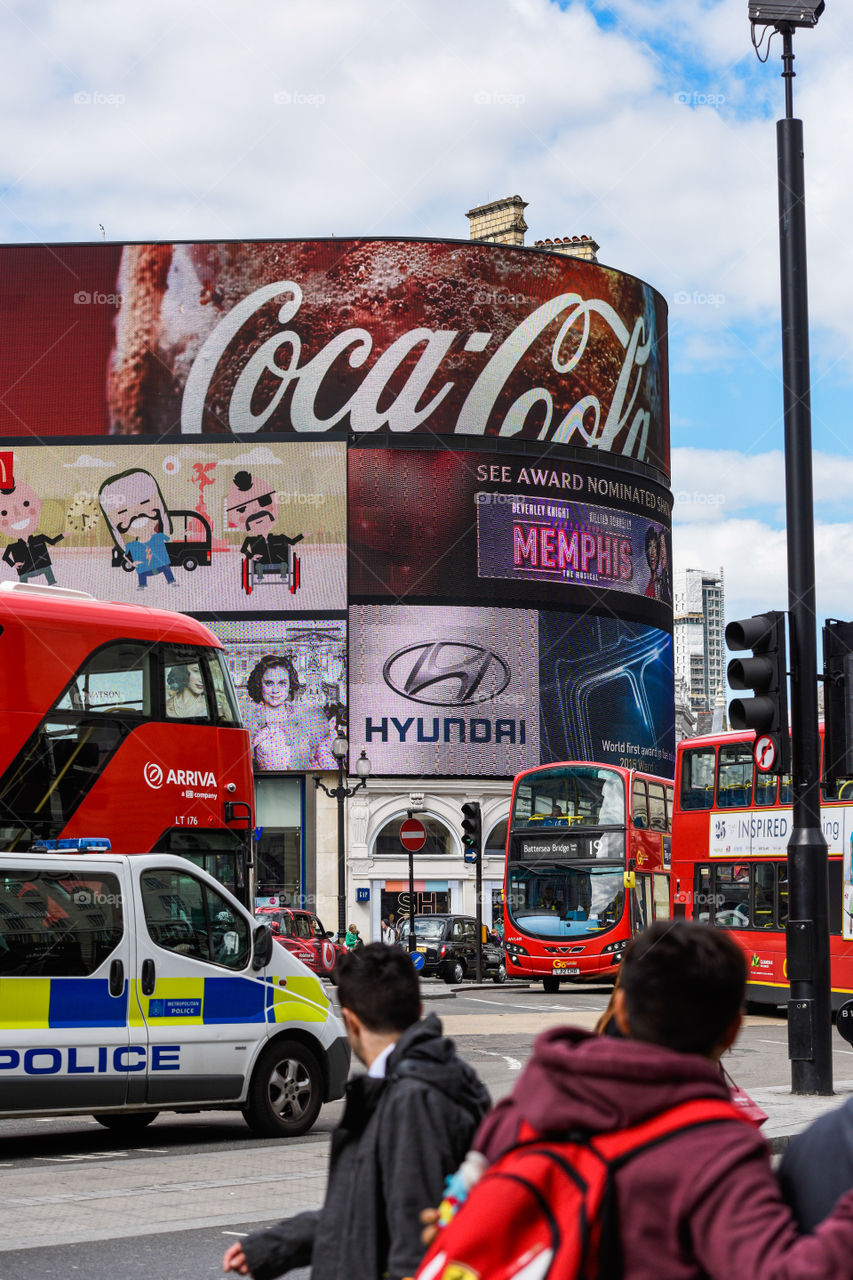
xmin=63 ymin=453 xmax=110 ymax=468
xmin=672 ymin=447 xmax=853 ymax=523
xmin=230 ymin=446 xmax=284 ymax=466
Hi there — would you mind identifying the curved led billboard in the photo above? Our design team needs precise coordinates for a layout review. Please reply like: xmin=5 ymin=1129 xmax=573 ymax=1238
xmin=0 ymin=239 xmax=669 ymax=477
xmin=348 ymin=441 xmax=674 ymax=779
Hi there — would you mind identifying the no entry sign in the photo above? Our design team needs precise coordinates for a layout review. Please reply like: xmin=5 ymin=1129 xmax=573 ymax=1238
xmin=400 ymin=818 xmax=427 ymax=853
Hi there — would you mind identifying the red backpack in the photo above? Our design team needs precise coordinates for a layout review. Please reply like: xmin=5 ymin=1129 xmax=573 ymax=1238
xmin=415 ymin=1098 xmax=747 ymax=1280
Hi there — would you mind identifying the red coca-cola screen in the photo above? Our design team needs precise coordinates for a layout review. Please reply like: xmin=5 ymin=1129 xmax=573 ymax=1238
xmin=0 ymin=238 xmax=669 ymax=478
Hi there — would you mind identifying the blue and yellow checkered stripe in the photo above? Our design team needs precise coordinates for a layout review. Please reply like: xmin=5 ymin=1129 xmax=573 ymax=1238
xmin=0 ymin=973 xmax=330 ymax=1030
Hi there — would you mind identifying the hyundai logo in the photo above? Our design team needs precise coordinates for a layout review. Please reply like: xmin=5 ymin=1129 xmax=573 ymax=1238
xmin=383 ymin=642 xmax=511 ymax=706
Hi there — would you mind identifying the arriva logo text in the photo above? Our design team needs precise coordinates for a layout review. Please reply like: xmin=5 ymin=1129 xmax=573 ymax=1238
xmin=144 ymin=762 xmax=217 ymax=791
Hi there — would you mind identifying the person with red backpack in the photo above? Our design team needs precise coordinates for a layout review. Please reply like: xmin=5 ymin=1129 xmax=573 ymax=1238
xmin=416 ymin=921 xmax=853 ymax=1280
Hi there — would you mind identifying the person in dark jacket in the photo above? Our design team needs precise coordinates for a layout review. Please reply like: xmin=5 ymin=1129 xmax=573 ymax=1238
xmin=223 ymin=943 xmax=489 ymax=1280
xmin=778 ymin=1097 xmax=853 ymax=1231
xmin=454 ymin=922 xmax=853 ymax=1279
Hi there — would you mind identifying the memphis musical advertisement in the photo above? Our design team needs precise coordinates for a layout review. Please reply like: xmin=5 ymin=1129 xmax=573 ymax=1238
xmin=0 ymin=239 xmax=669 ymax=477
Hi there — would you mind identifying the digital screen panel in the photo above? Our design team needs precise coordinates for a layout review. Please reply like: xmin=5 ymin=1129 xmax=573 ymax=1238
xmin=349 ymin=604 xmax=673 ymax=779
xmin=0 ymin=239 xmax=669 ymax=477
xmin=207 ymin=619 xmax=347 ymax=773
xmin=0 ymin=440 xmax=346 ymax=613
xmin=350 ymin=605 xmax=539 ymax=778
xmin=349 ymin=445 xmax=672 ymax=626
xmin=538 ymin=612 xmax=675 ymax=777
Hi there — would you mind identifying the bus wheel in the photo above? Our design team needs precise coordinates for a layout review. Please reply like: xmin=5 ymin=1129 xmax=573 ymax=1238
xmin=542 ymin=977 xmax=561 ymax=994
xmin=93 ymin=1111 xmax=159 ymax=1133
xmin=244 ymin=1040 xmax=323 ymax=1138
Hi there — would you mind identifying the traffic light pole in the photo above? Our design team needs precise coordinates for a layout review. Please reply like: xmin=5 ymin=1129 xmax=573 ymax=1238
xmin=776 ymin=26 xmax=832 ymax=1094
xmin=475 ymin=827 xmax=483 ymax=983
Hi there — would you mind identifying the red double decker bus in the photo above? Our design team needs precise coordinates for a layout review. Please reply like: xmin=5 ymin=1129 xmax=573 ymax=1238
xmin=0 ymin=583 xmax=254 ymax=901
xmin=502 ymin=761 xmax=673 ymax=991
xmin=672 ymin=727 xmax=853 ymax=1008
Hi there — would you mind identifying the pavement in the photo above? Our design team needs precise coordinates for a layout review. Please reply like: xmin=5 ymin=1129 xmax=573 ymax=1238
xmin=417 ymin=978 xmax=853 ymax=1153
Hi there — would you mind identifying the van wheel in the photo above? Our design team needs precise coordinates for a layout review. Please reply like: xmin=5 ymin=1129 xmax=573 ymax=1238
xmin=182 ymin=556 xmax=198 ymax=572
xmin=493 ymin=962 xmax=507 ymax=985
xmin=244 ymin=1040 xmax=323 ymax=1138
xmin=93 ymin=1112 xmax=159 ymax=1132
xmin=543 ymin=977 xmax=561 ymax=994
xmin=444 ymin=960 xmax=464 ymax=985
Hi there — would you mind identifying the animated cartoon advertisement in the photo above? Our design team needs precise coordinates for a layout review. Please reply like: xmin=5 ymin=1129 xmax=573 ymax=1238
xmin=0 ymin=440 xmax=345 ymax=613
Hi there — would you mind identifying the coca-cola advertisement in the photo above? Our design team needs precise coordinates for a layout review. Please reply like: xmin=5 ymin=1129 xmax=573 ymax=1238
xmin=0 ymin=239 xmax=669 ymax=477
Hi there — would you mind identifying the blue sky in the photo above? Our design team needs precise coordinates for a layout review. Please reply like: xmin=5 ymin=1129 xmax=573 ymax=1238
xmin=1 ymin=0 xmax=852 ymax=626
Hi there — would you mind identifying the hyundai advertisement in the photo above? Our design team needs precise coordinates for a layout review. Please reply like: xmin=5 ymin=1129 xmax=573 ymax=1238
xmin=350 ymin=605 xmax=539 ymax=777
xmin=0 ymin=239 xmax=669 ymax=477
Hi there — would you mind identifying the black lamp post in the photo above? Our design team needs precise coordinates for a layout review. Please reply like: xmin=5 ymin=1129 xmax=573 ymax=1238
xmin=314 ymin=739 xmax=371 ymax=941
xmin=749 ymin=0 xmax=832 ymax=1094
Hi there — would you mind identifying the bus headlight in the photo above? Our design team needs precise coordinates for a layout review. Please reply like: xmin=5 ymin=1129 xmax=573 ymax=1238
xmin=504 ymin=942 xmax=529 ymax=956
xmin=601 ymin=939 xmax=628 ymax=955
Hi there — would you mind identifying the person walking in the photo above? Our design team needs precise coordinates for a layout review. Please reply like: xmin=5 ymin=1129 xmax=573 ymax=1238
xmin=223 ymin=943 xmax=489 ymax=1280
xmin=382 ymin=915 xmax=397 ymax=946
xmin=418 ymin=921 xmax=853 ymax=1280
xmin=344 ymin=922 xmax=362 ymax=950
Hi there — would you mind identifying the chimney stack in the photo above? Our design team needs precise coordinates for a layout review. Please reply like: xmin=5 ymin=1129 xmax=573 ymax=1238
xmin=533 ymin=234 xmax=600 ymax=264
xmin=466 ymin=195 xmax=529 ymax=247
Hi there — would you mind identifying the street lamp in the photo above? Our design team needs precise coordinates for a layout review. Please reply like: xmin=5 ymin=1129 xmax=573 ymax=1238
xmin=314 ymin=741 xmax=371 ymax=941
xmin=749 ymin=0 xmax=831 ymax=1095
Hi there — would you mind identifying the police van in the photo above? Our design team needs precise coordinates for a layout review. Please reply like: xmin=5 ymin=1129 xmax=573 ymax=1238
xmin=0 ymin=844 xmax=350 ymax=1136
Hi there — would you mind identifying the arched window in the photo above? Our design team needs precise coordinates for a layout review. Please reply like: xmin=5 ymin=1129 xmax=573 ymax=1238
xmin=485 ymin=818 xmax=508 ymax=860
xmin=372 ymin=814 xmax=456 ymax=858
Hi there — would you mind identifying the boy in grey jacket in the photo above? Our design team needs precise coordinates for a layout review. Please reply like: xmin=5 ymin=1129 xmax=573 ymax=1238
xmin=223 ymin=943 xmax=490 ymax=1280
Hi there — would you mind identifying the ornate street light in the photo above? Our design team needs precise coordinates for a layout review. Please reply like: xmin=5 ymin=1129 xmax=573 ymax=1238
xmin=315 ymin=741 xmax=371 ymax=940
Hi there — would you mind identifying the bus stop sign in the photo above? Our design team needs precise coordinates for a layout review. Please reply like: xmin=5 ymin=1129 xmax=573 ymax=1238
xmin=838 ymin=999 xmax=853 ymax=1046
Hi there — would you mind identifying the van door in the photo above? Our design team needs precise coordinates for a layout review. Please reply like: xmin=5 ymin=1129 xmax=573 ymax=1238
xmin=0 ymin=859 xmax=132 ymax=1111
xmin=130 ymin=863 xmax=262 ymax=1106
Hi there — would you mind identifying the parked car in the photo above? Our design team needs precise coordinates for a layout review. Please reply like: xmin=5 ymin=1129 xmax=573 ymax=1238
xmin=254 ymin=906 xmax=346 ymax=978
xmin=406 ymin=913 xmax=506 ymax=985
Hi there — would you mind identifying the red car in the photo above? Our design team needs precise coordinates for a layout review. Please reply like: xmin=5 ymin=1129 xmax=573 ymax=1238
xmin=254 ymin=906 xmax=346 ymax=977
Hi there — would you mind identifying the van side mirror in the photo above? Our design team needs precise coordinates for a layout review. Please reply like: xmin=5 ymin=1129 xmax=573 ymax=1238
xmin=252 ymin=922 xmax=274 ymax=969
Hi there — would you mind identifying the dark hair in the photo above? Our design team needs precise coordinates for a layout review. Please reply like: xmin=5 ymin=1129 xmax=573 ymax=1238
xmin=619 ymin=921 xmax=745 ymax=1056
xmin=644 ymin=526 xmax=659 ymax=559
xmin=334 ymin=943 xmax=420 ymax=1033
xmin=246 ymin=654 xmax=301 ymax=704
xmin=233 ymin=470 xmax=254 ymax=492
xmin=167 ymin=661 xmax=199 ymax=693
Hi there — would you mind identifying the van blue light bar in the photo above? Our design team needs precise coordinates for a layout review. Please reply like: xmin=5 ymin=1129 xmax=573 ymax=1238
xmin=31 ymin=837 xmax=112 ymax=852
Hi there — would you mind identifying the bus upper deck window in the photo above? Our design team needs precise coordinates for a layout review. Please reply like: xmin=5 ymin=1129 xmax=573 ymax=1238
xmin=163 ymin=647 xmax=212 ymax=722
xmin=632 ymin=780 xmax=648 ymax=828
xmin=648 ymin=783 xmax=668 ymax=832
xmin=205 ymin=651 xmax=242 ymax=726
xmin=717 ymin=743 xmax=753 ymax=809
xmin=53 ymin=641 xmax=150 ymax=717
xmin=680 ymin=747 xmax=715 ymax=810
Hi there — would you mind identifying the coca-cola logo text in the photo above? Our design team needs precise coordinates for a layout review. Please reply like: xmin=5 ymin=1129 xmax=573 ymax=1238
xmin=181 ymin=280 xmax=657 ymax=465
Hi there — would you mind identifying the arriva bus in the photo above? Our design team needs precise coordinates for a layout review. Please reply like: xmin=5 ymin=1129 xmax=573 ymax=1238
xmin=502 ymin=761 xmax=673 ymax=991
xmin=0 ymin=583 xmax=254 ymax=902
xmin=671 ymin=726 xmax=853 ymax=1009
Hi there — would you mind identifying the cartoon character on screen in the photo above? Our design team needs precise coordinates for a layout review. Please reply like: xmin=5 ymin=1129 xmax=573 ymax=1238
xmin=98 ymin=468 xmax=176 ymax=590
xmin=226 ymin=470 xmax=303 ymax=597
xmin=0 ymin=476 xmax=64 ymax=585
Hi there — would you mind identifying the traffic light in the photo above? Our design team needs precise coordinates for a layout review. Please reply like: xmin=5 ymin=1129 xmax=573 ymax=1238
xmin=725 ymin=610 xmax=790 ymax=775
xmin=461 ymin=801 xmax=481 ymax=865
xmin=823 ymin=620 xmax=853 ymax=786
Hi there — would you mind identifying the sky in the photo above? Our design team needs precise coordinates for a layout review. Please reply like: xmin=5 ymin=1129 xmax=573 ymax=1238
xmin=0 ymin=0 xmax=852 ymax=629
